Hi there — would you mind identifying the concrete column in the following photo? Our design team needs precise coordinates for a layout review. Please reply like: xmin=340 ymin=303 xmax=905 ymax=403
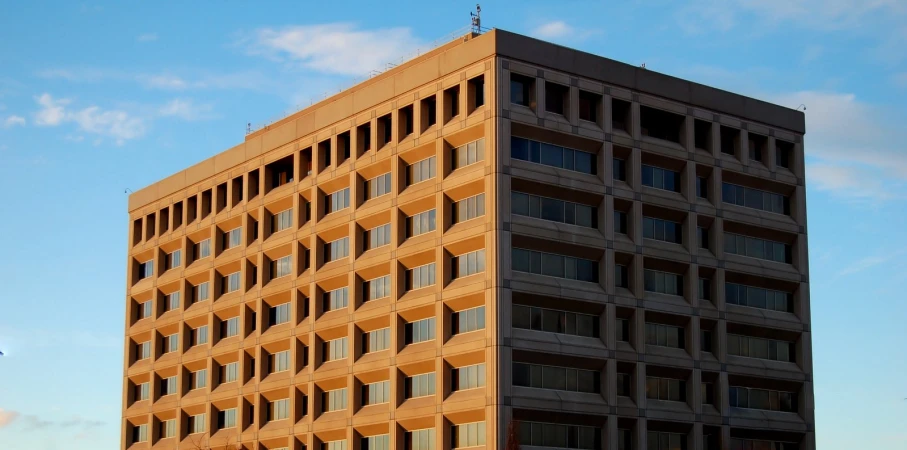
xmin=684 ymin=162 xmax=696 ymax=203
xmin=716 ymin=319 xmax=727 ymax=364
xmin=686 ymin=263 xmax=698 ymax=307
xmin=631 ymin=200 xmax=643 ymax=246
xmin=739 ymin=129 xmax=750 ymax=166
xmin=635 ymin=362 xmax=647 ymax=410
xmin=631 ymin=101 xmax=641 ymax=140
xmin=685 ymin=212 xmax=698 ymax=262
xmin=684 ymin=115 xmax=695 ymax=152
xmin=630 ymin=147 xmax=642 ymax=192
xmin=714 ymin=269 xmax=726 ymax=311
xmin=606 ymin=414 xmax=618 ymax=450
xmin=710 ymin=167 xmax=722 ymax=208
xmin=690 ymin=316 xmax=701 ymax=360
xmin=691 ymin=369 xmax=703 ymax=415
xmin=569 ymin=86 xmax=580 ymax=126
xmin=459 ymin=80 xmax=469 ymax=122
xmin=766 ymin=136 xmax=778 ymax=172
xmin=793 ymin=141 xmax=806 ymax=180
xmin=636 ymin=418 xmax=648 ymax=450
xmin=535 ymin=76 xmax=545 ymax=115
xmin=719 ymin=371 xmax=730 ymax=417
xmin=721 ymin=425 xmax=731 ymax=450
xmin=632 ymin=254 xmax=645 ymax=300
xmin=713 ymin=218 xmax=724 ymax=260
xmin=710 ymin=121 xmax=721 ymax=159
xmin=603 ymin=141 xmax=614 ymax=186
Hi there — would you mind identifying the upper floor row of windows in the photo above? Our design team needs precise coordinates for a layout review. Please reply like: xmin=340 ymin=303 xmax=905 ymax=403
xmin=132 ymin=192 xmax=486 ymax=283
xmin=509 ymin=70 xmax=799 ymax=171
xmin=132 ymin=135 xmax=486 ymax=247
xmin=512 ymin=135 xmax=796 ymax=218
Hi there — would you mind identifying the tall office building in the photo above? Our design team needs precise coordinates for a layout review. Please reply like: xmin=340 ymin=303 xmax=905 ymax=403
xmin=123 ymin=29 xmax=813 ymax=450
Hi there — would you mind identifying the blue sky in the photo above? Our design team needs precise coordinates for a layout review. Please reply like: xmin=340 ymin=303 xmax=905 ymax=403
xmin=1 ymin=1 xmax=906 ymax=449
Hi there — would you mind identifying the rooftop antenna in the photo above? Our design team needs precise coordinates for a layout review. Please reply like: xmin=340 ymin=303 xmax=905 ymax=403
xmin=796 ymin=104 xmax=807 ymax=111
xmin=471 ymin=4 xmax=482 ymax=34
xmin=246 ymin=123 xmax=252 ymax=134
xmin=640 ymin=63 xmax=647 ymax=69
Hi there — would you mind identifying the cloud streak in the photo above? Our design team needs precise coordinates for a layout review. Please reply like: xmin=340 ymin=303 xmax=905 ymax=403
xmin=3 ymin=115 xmax=25 ymax=128
xmin=33 ymin=93 xmax=145 ymax=144
xmin=671 ymin=65 xmax=907 ymax=202
xmin=678 ymin=0 xmax=905 ymax=33
xmin=0 ymin=408 xmax=105 ymax=432
xmin=159 ymin=98 xmax=216 ymax=121
xmin=837 ymin=248 xmax=907 ymax=276
xmin=38 ymin=68 xmax=270 ymax=92
xmin=241 ymin=23 xmax=424 ymax=76
xmin=532 ymin=21 xmax=574 ymax=39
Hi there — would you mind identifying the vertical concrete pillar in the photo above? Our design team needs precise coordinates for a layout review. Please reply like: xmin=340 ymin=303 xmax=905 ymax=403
xmin=739 ymin=129 xmax=750 ymax=166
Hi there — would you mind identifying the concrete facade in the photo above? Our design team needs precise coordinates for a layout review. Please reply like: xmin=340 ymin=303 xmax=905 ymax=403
xmin=123 ymin=29 xmax=813 ymax=450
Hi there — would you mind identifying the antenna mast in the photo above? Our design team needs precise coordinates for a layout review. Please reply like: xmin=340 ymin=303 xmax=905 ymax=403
xmin=470 ymin=4 xmax=482 ymax=34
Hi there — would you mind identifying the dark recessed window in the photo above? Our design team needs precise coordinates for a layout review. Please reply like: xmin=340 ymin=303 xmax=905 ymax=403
xmin=579 ymin=90 xmax=600 ymax=123
xmin=469 ymin=75 xmax=485 ymax=109
xmin=545 ymin=81 xmax=568 ymax=116
xmin=511 ymin=74 xmax=534 ymax=107
xmin=697 ymin=176 xmax=708 ymax=199
xmin=511 ymin=136 xmax=596 ymax=174
xmin=642 ymin=165 xmax=681 ymax=192
xmin=776 ymin=140 xmax=794 ymax=169
xmin=643 ymin=216 xmax=682 ymax=244
xmin=615 ymin=264 xmax=629 ymax=289
xmin=613 ymin=158 xmax=627 ymax=182
xmin=612 ymin=98 xmax=631 ymax=133
xmin=614 ymin=211 xmax=628 ymax=234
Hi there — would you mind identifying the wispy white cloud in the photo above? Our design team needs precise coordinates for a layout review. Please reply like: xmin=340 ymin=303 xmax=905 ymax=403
xmin=38 ymin=67 xmax=269 ymax=91
xmin=3 ymin=115 xmax=25 ymax=128
xmin=33 ymin=93 xmax=145 ymax=144
xmin=34 ymin=93 xmax=69 ymax=126
xmin=69 ymin=107 xmax=145 ymax=144
xmin=763 ymin=91 xmax=907 ymax=201
xmin=159 ymin=98 xmax=216 ymax=121
xmin=0 ymin=407 xmax=104 ymax=432
xmin=679 ymin=0 xmax=905 ymax=33
xmin=807 ymin=163 xmax=902 ymax=201
xmin=530 ymin=20 xmax=600 ymax=42
xmin=769 ymin=91 xmax=907 ymax=176
xmin=136 ymin=32 xmax=158 ymax=42
xmin=137 ymin=74 xmax=187 ymax=90
xmin=837 ymin=248 xmax=907 ymax=276
xmin=673 ymin=65 xmax=907 ymax=202
xmin=0 ymin=326 xmax=120 ymax=353
xmin=241 ymin=23 xmax=423 ymax=76
xmin=0 ymin=408 xmax=18 ymax=428
xmin=532 ymin=21 xmax=574 ymax=39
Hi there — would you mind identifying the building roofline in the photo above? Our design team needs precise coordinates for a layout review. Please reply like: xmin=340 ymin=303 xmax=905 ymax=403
xmin=128 ymin=28 xmax=804 ymax=213
xmin=492 ymin=29 xmax=805 ymax=134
